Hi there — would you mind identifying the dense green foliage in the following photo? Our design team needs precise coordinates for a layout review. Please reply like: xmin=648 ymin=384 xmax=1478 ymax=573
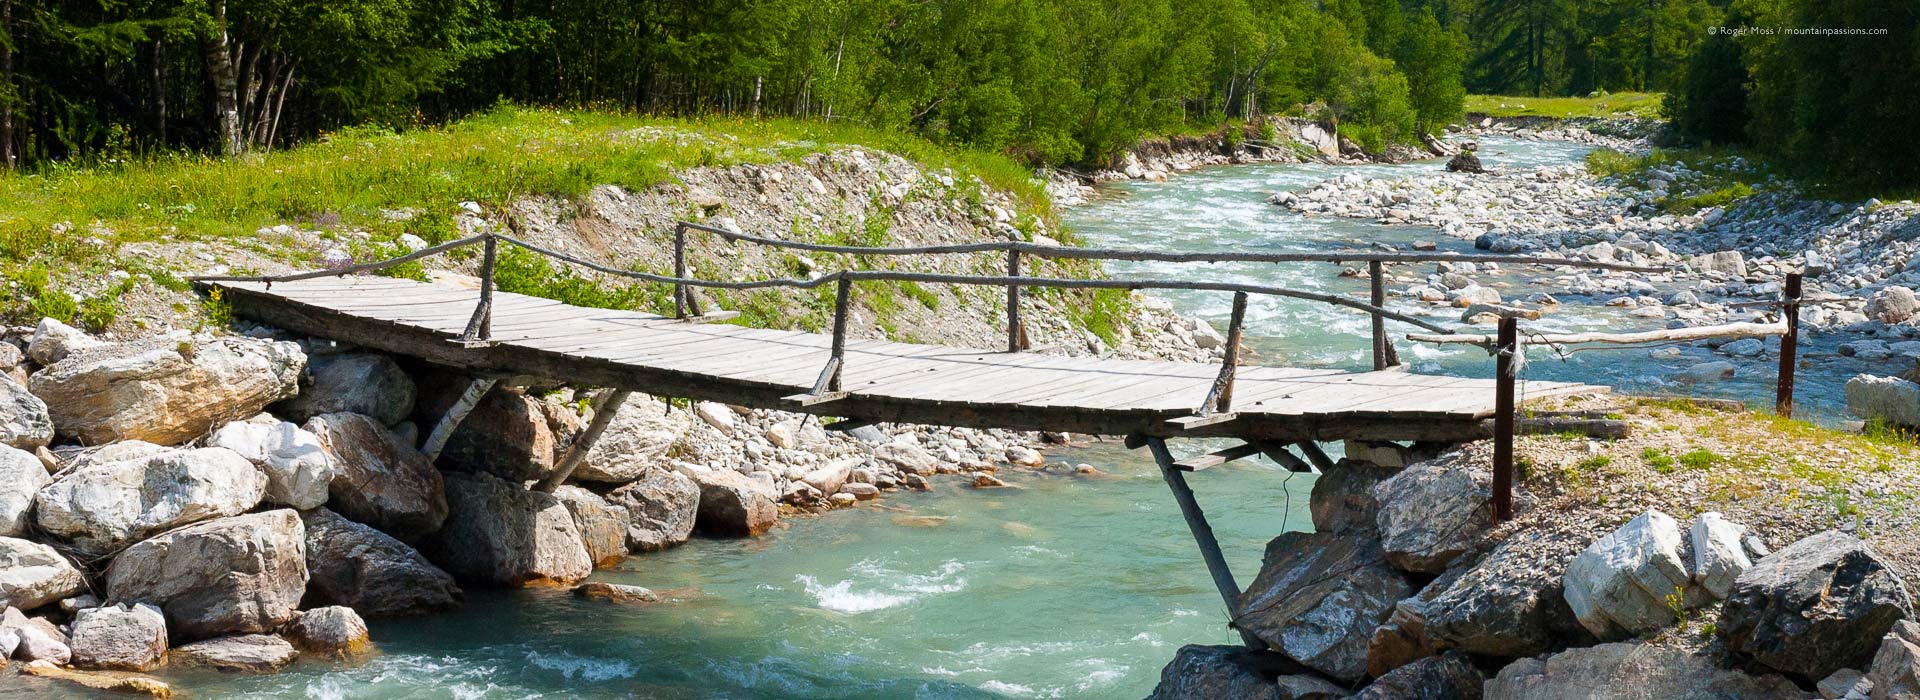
xmin=1668 ymin=0 xmax=1920 ymax=189
xmin=2 ymin=0 xmax=1482 ymax=168
xmin=1464 ymin=0 xmax=1723 ymax=97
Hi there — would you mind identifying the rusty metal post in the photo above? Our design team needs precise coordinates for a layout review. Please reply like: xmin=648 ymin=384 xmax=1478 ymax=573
xmin=459 ymin=234 xmax=496 ymax=344
xmin=673 ymin=223 xmax=690 ymax=319
xmin=1492 ymin=315 xmax=1517 ymax=524
xmin=1202 ymin=292 xmax=1248 ymax=415
xmin=1370 ymin=260 xmax=1388 ymax=370
xmin=1007 ymin=249 xmax=1028 ymax=352
xmin=1776 ymin=273 xmax=1802 ymax=417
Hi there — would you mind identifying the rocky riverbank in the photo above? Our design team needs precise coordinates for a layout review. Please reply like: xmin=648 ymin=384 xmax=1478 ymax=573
xmin=0 ymin=137 xmax=1230 ymax=693
xmin=1148 ymin=395 xmax=1920 ymax=700
xmin=1269 ymin=119 xmax=1920 ymax=426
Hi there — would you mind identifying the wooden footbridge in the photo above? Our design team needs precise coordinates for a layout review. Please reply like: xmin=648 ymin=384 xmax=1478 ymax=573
xmin=197 ymin=220 xmax=1700 ymax=644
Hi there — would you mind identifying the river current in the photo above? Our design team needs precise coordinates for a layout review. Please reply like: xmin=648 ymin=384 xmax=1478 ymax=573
xmin=12 ymin=138 xmax=1864 ymax=700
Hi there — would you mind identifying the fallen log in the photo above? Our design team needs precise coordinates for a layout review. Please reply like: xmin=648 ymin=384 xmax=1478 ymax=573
xmin=1407 ymin=322 xmax=1787 ymax=347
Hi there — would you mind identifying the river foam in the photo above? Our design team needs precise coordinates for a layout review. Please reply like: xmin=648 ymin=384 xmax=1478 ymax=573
xmin=796 ymin=559 xmax=968 ymax=614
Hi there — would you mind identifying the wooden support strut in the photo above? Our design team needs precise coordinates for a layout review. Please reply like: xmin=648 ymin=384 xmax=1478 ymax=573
xmin=1492 ymin=316 xmax=1517 ymax=524
xmin=458 ymin=235 xmax=497 ymax=346
xmin=1143 ymin=436 xmax=1264 ymax=650
xmin=422 ymin=377 xmax=498 ymax=461
xmin=673 ymin=224 xmax=704 ymax=319
xmin=533 ymin=389 xmax=632 ymax=493
xmin=1776 ymin=272 xmax=1802 ymax=418
xmin=800 ymin=275 xmax=853 ymax=404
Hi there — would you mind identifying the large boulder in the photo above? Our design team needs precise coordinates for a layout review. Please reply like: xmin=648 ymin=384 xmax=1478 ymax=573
xmin=1232 ymin=530 xmax=1412 ymax=682
xmin=574 ymin=395 xmax=689 ymax=483
xmin=1719 ymin=530 xmax=1914 ymax=681
xmin=104 ymin=509 xmax=309 ymax=641
xmin=171 ymin=634 xmax=299 ymax=673
xmin=298 ymin=508 xmax=462 ymax=617
xmin=422 ymin=473 xmax=593 ymax=587
xmin=1868 ymin=286 xmax=1920 ymax=325
xmin=34 ymin=446 xmax=266 ymax=555
xmin=1696 ymin=250 xmax=1749 ymax=278
xmin=285 ymin=606 xmax=371 ymax=657
xmin=68 ymin=603 xmax=168 ymax=671
xmin=4 ymin=607 xmax=72 ymax=663
xmin=1869 ymin=620 xmax=1920 ymax=700
xmin=29 ymin=334 xmax=303 ymax=446
xmin=305 ymin=412 xmax=447 ymax=540
xmin=1847 ymin=375 xmax=1920 ymax=428
xmin=0 ymin=375 xmax=52 ymax=450
xmin=273 ymin=352 xmax=416 ymax=426
xmin=1349 ymin=654 xmax=1482 ymax=700
xmin=1373 ymin=455 xmax=1493 ymax=573
xmin=25 ymin=317 xmax=104 ymax=366
xmin=1484 ymin=642 xmax=1812 ymax=699
xmin=606 ymin=469 xmax=700 ymax=552
xmin=1426 ymin=526 xmax=1591 ymax=659
xmin=1144 ymin=644 xmax=1305 ymax=700
xmin=873 ymin=441 xmax=940 ymax=476
xmin=425 ymin=384 xmax=559 ymax=482
xmin=1562 ymin=511 xmax=1698 ymax=640
xmin=0 ymin=537 xmax=88 ymax=610
xmin=1311 ymin=461 xmax=1398 ymax=534
xmin=551 ymin=486 xmax=630 ymax=568
xmin=684 ymin=465 xmax=778 ymax=537
xmin=209 ymin=416 xmax=336 ymax=509
xmin=0 ymin=445 xmax=49 ymax=536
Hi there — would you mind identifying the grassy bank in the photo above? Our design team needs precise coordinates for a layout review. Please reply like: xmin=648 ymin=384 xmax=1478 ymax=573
xmin=0 ymin=106 xmax=1055 ymax=332
xmin=1467 ymin=92 xmax=1664 ymax=120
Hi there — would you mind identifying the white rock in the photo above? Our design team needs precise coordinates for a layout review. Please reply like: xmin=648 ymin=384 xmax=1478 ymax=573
xmin=1846 ymin=375 xmax=1920 ymax=427
xmin=0 ymin=446 xmax=49 ymax=536
xmin=1563 ymin=510 xmax=1699 ymax=639
xmin=0 ymin=376 xmax=52 ymax=451
xmin=1687 ymin=512 xmax=1752 ymax=599
xmin=34 ymin=447 xmax=267 ymax=555
xmin=0 ymin=537 xmax=87 ymax=610
xmin=68 ymin=603 xmax=168 ymax=671
xmin=1676 ymin=361 xmax=1737 ymax=383
xmin=26 ymin=318 xmax=103 ymax=366
xmin=209 ymin=418 xmax=336 ymax=509
xmin=694 ymin=401 xmax=735 ymax=435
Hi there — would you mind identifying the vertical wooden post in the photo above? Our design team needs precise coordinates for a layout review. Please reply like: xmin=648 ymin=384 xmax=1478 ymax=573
xmin=1202 ymin=292 xmax=1248 ymax=415
xmin=1776 ymin=272 xmax=1802 ymax=418
xmin=1006 ymin=249 xmax=1028 ymax=352
xmin=460 ymin=234 xmax=496 ymax=344
xmin=1492 ymin=316 xmax=1517 ymax=524
xmin=1370 ymin=260 xmax=1388 ymax=370
xmin=828 ymin=275 xmax=851 ymax=392
xmin=1144 ymin=436 xmax=1263 ymax=650
xmin=673 ymin=223 xmax=690 ymax=319
xmin=534 ymin=389 xmax=633 ymax=493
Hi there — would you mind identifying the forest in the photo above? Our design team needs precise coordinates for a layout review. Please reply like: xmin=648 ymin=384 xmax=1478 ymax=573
xmin=0 ymin=0 xmax=1913 ymax=186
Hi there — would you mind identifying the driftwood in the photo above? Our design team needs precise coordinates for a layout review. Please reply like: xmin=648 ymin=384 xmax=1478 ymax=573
xmin=1407 ymin=322 xmax=1787 ymax=346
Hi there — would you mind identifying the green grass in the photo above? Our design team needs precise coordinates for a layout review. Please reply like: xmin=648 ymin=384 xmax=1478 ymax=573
xmin=1642 ymin=447 xmax=1676 ymax=473
xmin=1466 ymin=92 xmax=1666 ymax=120
xmin=1583 ymin=146 xmax=1770 ymax=214
xmin=1677 ymin=448 xmax=1721 ymax=471
xmin=0 ymin=104 xmax=1062 ymax=330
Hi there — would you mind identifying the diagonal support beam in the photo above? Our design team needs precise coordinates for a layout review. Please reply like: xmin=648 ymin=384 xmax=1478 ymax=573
xmin=1142 ymin=436 xmax=1264 ymax=650
xmin=422 ymin=376 xmax=498 ymax=461
xmin=533 ymin=389 xmax=632 ymax=493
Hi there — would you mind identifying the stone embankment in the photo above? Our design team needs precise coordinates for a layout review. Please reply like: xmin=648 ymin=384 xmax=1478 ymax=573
xmin=1147 ymin=416 xmax=1919 ymax=700
xmin=0 ymin=312 xmax=1146 ymax=693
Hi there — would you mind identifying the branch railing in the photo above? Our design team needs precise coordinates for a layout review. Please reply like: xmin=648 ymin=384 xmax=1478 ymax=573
xmin=197 ymin=223 xmax=1687 ymax=422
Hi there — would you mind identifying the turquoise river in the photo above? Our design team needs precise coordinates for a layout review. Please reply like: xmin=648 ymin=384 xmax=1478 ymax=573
xmin=10 ymin=138 xmax=1867 ymax=700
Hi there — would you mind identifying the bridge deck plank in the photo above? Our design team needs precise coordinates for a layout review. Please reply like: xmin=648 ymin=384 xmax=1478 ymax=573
xmin=208 ymin=277 xmax=1605 ymax=442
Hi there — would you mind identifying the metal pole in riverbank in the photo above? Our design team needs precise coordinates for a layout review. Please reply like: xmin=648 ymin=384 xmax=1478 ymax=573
xmin=1492 ymin=316 xmax=1517 ymax=524
xmin=1370 ymin=261 xmax=1388 ymax=370
xmin=1776 ymin=273 xmax=1802 ymax=418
